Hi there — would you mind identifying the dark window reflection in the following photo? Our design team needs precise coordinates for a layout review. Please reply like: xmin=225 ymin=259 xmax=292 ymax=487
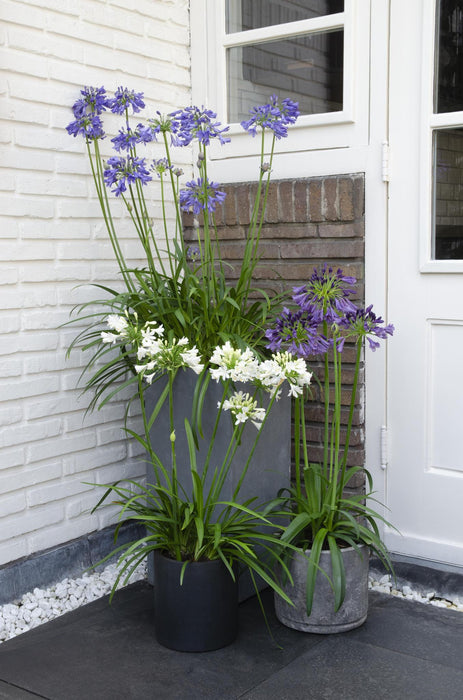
xmin=435 ymin=0 xmax=463 ymax=112
xmin=226 ymin=0 xmax=344 ymax=33
xmin=227 ymin=31 xmax=343 ymax=122
xmin=433 ymin=128 xmax=463 ymax=259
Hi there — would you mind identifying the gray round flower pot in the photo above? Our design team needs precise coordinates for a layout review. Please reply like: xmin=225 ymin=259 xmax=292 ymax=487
xmin=274 ymin=544 xmax=369 ymax=634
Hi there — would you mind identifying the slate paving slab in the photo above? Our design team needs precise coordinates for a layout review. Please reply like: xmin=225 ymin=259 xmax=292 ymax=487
xmin=0 ymin=583 xmax=461 ymax=699
xmin=240 ymin=636 xmax=463 ymax=700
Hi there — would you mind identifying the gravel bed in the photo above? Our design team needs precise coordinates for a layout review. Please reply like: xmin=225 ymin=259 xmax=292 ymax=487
xmin=0 ymin=561 xmax=147 ymax=644
xmin=368 ymin=573 xmax=463 ymax=611
xmin=0 ymin=564 xmax=461 ymax=645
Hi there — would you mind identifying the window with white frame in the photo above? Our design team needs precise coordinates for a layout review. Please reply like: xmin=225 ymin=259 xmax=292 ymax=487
xmin=225 ymin=0 xmax=344 ymax=123
xmin=190 ymin=0 xmax=370 ymax=155
xmin=431 ymin=0 xmax=463 ymax=260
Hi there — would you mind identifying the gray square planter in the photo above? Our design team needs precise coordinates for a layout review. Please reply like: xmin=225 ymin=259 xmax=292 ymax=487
xmin=144 ymin=370 xmax=291 ymax=599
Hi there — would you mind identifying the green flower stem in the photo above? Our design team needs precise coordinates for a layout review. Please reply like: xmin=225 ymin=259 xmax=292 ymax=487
xmin=340 ymin=339 xmax=362 ymax=478
xmin=231 ymin=387 xmax=279 ymax=503
xmin=167 ymin=370 xmax=181 ymax=561
xmin=328 ymin=340 xmax=342 ymax=529
xmin=87 ymin=139 xmax=134 ymax=293
xmin=241 ymin=131 xmax=276 ymax=307
xmin=134 ymin=175 xmax=166 ymax=276
xmin=159 ymin=173 xmax=175 ymax=279
xmin=294 ymin=395 xmax=302 ymax=502
xmin=162 ymin=132 xmax=184 ymax=241
xmin=322 ymin=320 xmax=330 ymax=478
xmin=202 ymin=379 xmax=231 ymax=482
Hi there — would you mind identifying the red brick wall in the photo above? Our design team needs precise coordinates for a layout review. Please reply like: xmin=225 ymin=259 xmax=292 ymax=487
xmin=184 ymin=174 xmax=365 ymax=485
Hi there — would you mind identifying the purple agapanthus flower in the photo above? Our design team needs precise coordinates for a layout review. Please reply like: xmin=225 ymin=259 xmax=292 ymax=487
xmin=179 ymin=177 xmax=226 ymax=214
xmin=66 ymin=114 xmax=105 ymax=140
xmin=341 ymin=305 xmax=395 ymax=351
xmin=146 ymin=112 xmax=183 ymax=146
xmin=111 ymin=127 xmax=142 ymax=152
xmin=186 ymin=245 xmax=201 ymax=262
xmin=292 ymin=266 xmax=358 ymax=323
xmin=151 ymin=158 xmax=173 ymax=177
xmin=103 ymin=156 xmax=152 ymax=196
xmin=241 ymin=95 xmax=300 ymax=139
xmin=265 ymin=307 xmax=330 ymax=359
xmin=107 ymin=87 xmax=145 ymax=115
xmin=71 ymin=86 xmax=108 ymax=118
xmin=170 ymin=106 xmax=231 ymax=146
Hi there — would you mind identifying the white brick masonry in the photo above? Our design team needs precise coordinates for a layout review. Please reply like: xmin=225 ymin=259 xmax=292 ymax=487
xmin=1 ymin=0 xmax=192 ymax=566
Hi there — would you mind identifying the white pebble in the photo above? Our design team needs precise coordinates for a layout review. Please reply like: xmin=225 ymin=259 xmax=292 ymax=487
xmin=0 ymin=560 xmax=147 ymax=645
xmin=369 ymin=576 xmax=462 ymax=614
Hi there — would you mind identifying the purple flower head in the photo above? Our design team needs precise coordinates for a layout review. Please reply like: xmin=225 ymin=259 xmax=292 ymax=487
xmin=111 ymin=127 xmax=141 ymax=152
xmin=103 ymin=155 xmax=152 ymax=196
xmin=186 ymin=245 xmax=201 ymax=262
xmin=179 ymin=177 xmax=227 ymax=215
xmin=66 ymin=114 xmax=105 ymax=140
xmin=110 ymin=123 xmax=155 ymax=152
xmin=293 ymin=266 xmax=358 ymax=323
xmin=169 ymin=106 xmax=231 ymax=146
xmin=147 ymin=112 xmax=183 ymax=146
xmin=151 ymin=158 xmax=173 ymax=178
xmin=341 ymin=305 xmax=395 ymax=351
xmin=136 ymin=124 xmax=156 ymax=145
xmin=265 ymin=307 xmax=330 ymax=359
xmin=241 ymin=95 xmax=300 ymax=139
xmin=108 ymin=87 xmax=145 ymax=115
xmin=71 ymin=86 xmax=108 ymax=118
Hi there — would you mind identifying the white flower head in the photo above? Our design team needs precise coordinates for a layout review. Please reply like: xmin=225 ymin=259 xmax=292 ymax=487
xmin=274 ymin=352 xmax=312 ymax=397
xmin=256 ymin=352 xmax=312 ymax=397
xmin=106 ymin=314 xmax=129 ymax=335
xmin=209 ymin=342 xmax=260 ymax=383
xmin=180 ymin=346 xmax=204 ymax=374
xmin=101 ymin=331 xmax=118 ymax=344
xmin=222 ymin=391 xmax=266 ymax=429
xmin=139 ymin=328 xmax=163 ymax=358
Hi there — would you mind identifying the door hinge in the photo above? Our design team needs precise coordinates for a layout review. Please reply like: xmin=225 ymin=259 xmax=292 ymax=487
xmin=380 ymin=425 xmax=388 ymax=470
xmin=381 ymin=141 xmax=390 ymax=182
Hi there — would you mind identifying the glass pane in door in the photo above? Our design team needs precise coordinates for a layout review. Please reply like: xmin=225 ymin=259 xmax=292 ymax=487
xmin=227 ymin=30 xmax=343 ymax=122
xmin=225 ymin=0 xmax=344 ymax=33
xmin=435 ymin=0 xmax=463 ymax=112
xmin=433 ymin=127 xmax=463 ymax=259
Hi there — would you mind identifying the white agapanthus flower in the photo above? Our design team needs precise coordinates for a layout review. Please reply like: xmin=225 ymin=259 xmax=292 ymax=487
xmin=258 ymin=352 xmax=312 ymax=397
xmin=137 ymin=324 xmax=164 ymax=360
xmin=135 ymin=331 xmax=204 ymax=382
xmin=209 ymin=342 xmax=260 ymax=383
xmin=221 ymin=391 xmax=266 ymax=429
xmin=107 ymin=315 xmax=130 ymax=334
xmin=101 ymin=314 xmax=131 ymax=344
xmin=180 ymin=347 xmax=204 ymax=375
xmin=101 ymin=331 xmax=118 ymax=344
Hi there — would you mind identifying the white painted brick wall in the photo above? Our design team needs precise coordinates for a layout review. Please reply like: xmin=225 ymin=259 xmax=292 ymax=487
xmin=0 ymin=0 xmax=192 ymax=567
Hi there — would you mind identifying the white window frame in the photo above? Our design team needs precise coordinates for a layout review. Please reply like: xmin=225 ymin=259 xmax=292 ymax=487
xmin=190 ymin=0 xmax=371 ymax=161
xmin=420 ymin=0 xmax=463 ymax=273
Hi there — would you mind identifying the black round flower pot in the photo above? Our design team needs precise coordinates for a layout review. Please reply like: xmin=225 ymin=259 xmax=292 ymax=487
xmin=153 ymin=551 xmax=239 ymax=652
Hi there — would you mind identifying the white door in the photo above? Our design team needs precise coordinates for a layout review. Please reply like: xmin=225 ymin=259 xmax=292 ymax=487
xmin=386 ymin=0 xmax=463 ymax=568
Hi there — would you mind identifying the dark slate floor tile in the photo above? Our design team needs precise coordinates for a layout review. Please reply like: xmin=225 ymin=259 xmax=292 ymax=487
xmin=240 ymin=636 xmax=463 ymax=700
xmin=0 ymin=681 xmax=45 ymax=699
xmin=352 ymin=591 xmax=463 ymax=670
xmin=0 ymin=584 xmax=321 ymax=700
xmin=1 ymin=583 xmax=462 ymax=700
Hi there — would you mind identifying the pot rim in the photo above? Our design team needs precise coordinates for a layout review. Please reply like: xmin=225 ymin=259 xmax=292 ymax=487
xmin=299 ymin=542 xmax=369 ymax=556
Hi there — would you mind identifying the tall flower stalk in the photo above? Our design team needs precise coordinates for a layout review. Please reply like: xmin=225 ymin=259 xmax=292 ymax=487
xmin=66 ymin=88 xmax=300 ymax=396
xmin=92 ymin=314 xmax=312 ymax=597
xmin=266 ymin=266 xmax=395 ymax=614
